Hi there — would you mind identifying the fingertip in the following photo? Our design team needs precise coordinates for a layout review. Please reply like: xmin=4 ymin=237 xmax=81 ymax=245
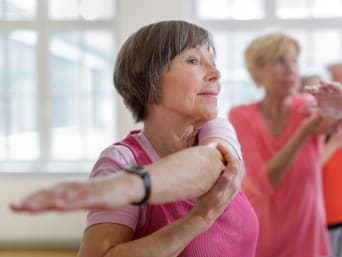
xmin=304 ymin=84 xmax=320 ymax=93
xmin=215 ymin=142 xmax=223 ymax=148
xmin=10 ymin=199 xmax=23 ymax=210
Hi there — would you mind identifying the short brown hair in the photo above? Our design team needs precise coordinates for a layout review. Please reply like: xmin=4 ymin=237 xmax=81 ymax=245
xmin=113 ymin=20 xmax=215 ymax=122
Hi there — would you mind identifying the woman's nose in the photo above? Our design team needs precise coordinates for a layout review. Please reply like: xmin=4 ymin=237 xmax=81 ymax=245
xmin=286 ymin=62 xmax=298 ymax=74
xmin=206 ymin=63 xmax=221 ymax=82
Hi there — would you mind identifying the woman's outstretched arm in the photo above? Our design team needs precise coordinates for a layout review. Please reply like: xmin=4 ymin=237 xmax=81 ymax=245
xmin=10 ymin=119 xmax=243 ymax=213
xmin=9 ymin=144 xmax=227 ymax=213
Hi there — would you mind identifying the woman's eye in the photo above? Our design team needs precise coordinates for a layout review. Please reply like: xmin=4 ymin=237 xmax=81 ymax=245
xmin=187 ymin=58 xmax=199 ymax=65
xmin=274 ymin=58 xmax=285 ymax=65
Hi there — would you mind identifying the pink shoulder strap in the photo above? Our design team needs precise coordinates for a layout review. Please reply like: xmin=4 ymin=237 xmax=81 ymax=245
xmin=115 ymin=130 xmax=156 ymax=238
xmin=114 ymin=130 xmax=152 ymax=167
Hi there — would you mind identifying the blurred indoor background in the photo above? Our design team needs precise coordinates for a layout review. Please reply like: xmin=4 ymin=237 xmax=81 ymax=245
xmin=1 ymin=0 xmax=342 ymax=254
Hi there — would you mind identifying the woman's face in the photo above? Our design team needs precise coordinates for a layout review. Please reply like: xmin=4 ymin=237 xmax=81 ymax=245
xmin=256 ymin=44 xmax=300 ymax=97
xmin=156 ymin=44 xmax=221 ymax=122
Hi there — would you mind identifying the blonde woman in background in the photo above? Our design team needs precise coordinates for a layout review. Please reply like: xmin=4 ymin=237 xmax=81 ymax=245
xmin=229 ymin=32 xmax=336 ymax=257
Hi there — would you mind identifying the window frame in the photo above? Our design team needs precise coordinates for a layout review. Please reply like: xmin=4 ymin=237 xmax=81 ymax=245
xmin=0 ymin=0 xmax=118 ymax=173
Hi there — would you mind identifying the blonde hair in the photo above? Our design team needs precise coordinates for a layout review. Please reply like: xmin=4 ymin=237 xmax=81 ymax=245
xmin=245 ymin=32 xmax=300 ymax=75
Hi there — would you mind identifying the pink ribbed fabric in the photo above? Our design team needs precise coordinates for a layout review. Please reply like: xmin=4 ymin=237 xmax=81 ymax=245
xmin=119 ymin=131 xmax=258 ymax=257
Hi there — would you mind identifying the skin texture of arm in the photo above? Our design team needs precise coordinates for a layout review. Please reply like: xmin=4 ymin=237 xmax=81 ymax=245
xmin=10 ymin=143 xmax=226 ymax=212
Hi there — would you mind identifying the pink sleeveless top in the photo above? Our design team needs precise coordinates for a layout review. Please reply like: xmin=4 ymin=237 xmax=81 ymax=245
xmin=115 ymin=130 xmax=258 ymax=257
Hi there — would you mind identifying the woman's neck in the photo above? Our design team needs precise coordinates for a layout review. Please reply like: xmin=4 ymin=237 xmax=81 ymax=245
xmin=260 ymin=94 xmax=289 ymax=120
xmin=143 ymin=112 xmax=204 ymax=158
xmin=259 ymin=94 xmax=291 ymax=136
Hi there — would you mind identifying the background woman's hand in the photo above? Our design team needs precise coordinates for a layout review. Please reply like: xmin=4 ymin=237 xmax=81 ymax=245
xmin=304 ymin=81 xmax=342 ymax=119
xmin=299 ymin=104 xmax=338 ymax=138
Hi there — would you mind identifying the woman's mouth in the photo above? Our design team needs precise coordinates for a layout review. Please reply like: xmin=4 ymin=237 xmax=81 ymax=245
xmin=198 ymin=91 xmax=218 ymax=96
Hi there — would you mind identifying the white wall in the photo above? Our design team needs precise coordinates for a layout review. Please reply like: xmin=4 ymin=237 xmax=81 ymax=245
xmin=1 ymin=0 xmax=184 ymax=249
xmin=1 ymin=175 xmax=88 ymax=249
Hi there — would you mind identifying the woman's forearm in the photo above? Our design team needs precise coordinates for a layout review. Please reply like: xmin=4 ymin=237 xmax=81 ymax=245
xmin=10 ymin=144 xmax=225 ymax=213
xmin=267 ymin=129 xmax=309 ymax=187
xmin=148 ymin=144 xmax=225 ymax=204
xmin=104 ymin=210 xmax=209 ymax=257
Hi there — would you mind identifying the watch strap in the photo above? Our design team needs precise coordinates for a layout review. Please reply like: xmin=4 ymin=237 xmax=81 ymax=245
xmin=125 ymin=166 xmax=151 ymax=205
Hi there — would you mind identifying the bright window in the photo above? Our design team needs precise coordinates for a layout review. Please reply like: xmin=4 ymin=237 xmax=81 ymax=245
xmin=197 ymin=0 xmax=264 ymax=20
xmin=49 ymin=0 xmax=114 ymax=20
xmin=188 ymin=0 xmax=342 ymax=117
xmin=49 ymin=31 xmax=115 ymax=160
xmin=277 ymin=0 xmax=342 ymax=18
xmin=1 ymin=30 xmax=38 ymax=160
xmin=1 ymin=0 xmax=37 ymax=20
xmin=0 ymin=0 xmax=117 ymax=172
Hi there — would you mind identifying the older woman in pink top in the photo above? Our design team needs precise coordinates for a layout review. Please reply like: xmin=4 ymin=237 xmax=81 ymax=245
xmin=11 ymin=21 xmax=258 ymax=257
xmin=73 ymin=20 xmax=259 ymax=257
xmin=229 ymin=32 xmax=334 ymax=257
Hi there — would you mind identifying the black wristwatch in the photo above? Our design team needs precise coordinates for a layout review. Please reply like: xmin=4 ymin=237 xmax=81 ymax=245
xmin=125 ymin=166 xmax=151 ymax=205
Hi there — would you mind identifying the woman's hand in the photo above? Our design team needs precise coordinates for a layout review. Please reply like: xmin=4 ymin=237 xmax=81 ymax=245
xmin=9 ymin=173 xmax=142 ymax=213
xmin=191 ymin=143 xmax=243 ymax=227
xmin=216 ymin=142 xmax=244 ymax=190
xmin=191 ymin=168 xmax=239 ymax=227
xmin=298 ymin=103 xmax=338 ymax=138
xmin=304 ymin=80 xmax=342 ymax=119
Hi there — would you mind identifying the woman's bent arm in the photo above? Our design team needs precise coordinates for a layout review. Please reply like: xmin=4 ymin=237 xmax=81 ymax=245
xmin=77 ymin=165 xmax=237 ymax=257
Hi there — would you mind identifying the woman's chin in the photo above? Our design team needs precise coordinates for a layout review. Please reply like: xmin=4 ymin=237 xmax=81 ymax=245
xmin=202 ymin=110 xmax=218 ymax=121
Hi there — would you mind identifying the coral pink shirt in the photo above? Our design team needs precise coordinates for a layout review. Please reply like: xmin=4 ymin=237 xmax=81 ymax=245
xmin=87 ymin=118 xmax=258 ymax=257
xmin=322 ymin=148 xmax=342 ymax=225
xmin=229 ymin=94 xmax=329 ymax=257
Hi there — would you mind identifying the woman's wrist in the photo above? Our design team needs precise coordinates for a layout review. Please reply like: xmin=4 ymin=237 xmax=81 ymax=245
xmin=121 ymin=171 xmax=146 ymax=204
xmin=296 ymin=125 xmax=312 ymax=143
xmin=187 ymin=206 xmax=216 ymax=233
xmin=124 ymin=166 xmax=151 ymax=205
